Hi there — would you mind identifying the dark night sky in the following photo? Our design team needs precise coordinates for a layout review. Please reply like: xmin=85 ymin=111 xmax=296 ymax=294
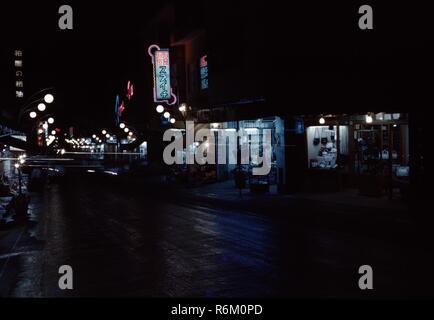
xmin=1 ymin=1 xmax=430 ymax=133
xmin=1 ymin=0 xmax=167 ymax=133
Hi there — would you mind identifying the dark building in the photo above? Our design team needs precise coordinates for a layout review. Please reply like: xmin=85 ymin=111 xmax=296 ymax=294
xmin=142 ymin=1 xmax=427 ymax=203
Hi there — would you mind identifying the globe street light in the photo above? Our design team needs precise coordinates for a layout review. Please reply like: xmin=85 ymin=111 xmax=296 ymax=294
xmin=37 ymin=103 xmax=46 ymax=111
xmin=156 ymin=105 xmax=164 ymax=113
xmin=44 ymin=93 xmax=54 ymax=104
xmin=102 ymin=130 xmax=107 ymax=135
xmin=42 ymin=123 xmax=49 ymax=130
xmin=47 ymin=117 xmax=55 ymax=124
xmin=18 ymin=88 xmax=54 ymax=126
xmin=124 ymin=127 xmax=129 ymax=133
xmin=119 ymin=123 xmax=126 ymax=129
xmin=170 ymin=118 xmax=176 ymax=124
xmin=163 ymin=111 xmax=170 ymax=119
xmin=29 ymin=111 xmax=37 ymax=118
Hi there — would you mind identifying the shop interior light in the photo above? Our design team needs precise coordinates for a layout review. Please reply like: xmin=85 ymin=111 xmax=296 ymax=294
xmin=178 ymin=103 xmax=187 ymax=112
xmin=42 ymin=123 xmax=49 ymax=129
xmin=319 ymin=117 xmax=325 ymax=125
xmin=366 ymin=114 xmax=373 ymax=124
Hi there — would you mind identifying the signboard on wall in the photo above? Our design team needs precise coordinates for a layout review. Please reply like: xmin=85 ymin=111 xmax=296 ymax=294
xmin=148 ymin=44 xmax=177 ymax=105
xmin=200 ymin=55 xmax=208 ymax=90
xmin=154 ymin=49 xmax=171 ymax=101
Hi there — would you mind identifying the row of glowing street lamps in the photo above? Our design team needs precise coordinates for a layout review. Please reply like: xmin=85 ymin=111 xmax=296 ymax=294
xmin=155 ymin=103 xmax=188 ymax=124
xmin=63 ymin=123 xmax=137 ymax=151
xmin=22 ymin=92 xmax=57 ymax=147
xmin=28 ymin=93 xmax=54 ymax=119
xmin=91 ymin=123 xmax=136 ymax=143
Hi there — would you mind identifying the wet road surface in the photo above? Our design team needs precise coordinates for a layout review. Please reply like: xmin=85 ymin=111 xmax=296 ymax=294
xmin=1 ymin=172 xmax=432 ymax=298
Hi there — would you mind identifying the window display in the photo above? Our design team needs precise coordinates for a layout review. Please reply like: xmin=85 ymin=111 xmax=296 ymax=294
xmin=307 ymin=126 xmax=346 ymax=170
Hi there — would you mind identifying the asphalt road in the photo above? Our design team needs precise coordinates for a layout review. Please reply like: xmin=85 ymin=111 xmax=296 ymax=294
xmin=0 ymin=172 xmax=432 ymax=298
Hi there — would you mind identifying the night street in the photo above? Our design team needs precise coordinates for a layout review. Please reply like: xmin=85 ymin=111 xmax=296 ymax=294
xmin=1 ymin=170 xmax=431 ymax=298
xmin=1 ymin=1 xmax=432 ymax=312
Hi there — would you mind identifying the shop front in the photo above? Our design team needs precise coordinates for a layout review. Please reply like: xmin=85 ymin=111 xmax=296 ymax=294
xmin=167 ymin=116 xmax=286 ymax=191
xmin=303 ymin=113 xmax=410 ymax=199
xmin=213 ymin=116 xmax=286 ymax=193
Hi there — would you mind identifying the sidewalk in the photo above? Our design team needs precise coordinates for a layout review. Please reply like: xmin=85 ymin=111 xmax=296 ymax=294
xmin=179 ymin=179 xmax=409 ymax=214
xmin=169 ymin=180 xmax=423 ymax=244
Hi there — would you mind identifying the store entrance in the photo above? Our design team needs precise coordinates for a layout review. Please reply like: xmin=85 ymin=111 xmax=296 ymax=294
xmin=303 ymin=113 xmax=410 ymax=200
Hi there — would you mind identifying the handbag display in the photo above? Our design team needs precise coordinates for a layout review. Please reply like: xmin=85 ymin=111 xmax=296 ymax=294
xmin=313 ymin=127 xmax=320 ymax=146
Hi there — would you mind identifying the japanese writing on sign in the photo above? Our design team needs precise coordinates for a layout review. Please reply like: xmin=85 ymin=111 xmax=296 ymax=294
xmin=155 ymin=50 xmax=171 ymax=100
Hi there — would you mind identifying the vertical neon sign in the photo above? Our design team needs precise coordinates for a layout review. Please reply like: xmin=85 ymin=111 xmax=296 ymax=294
xmin=155 ymin=50 xmax=170 ymax=100
xmin=200 ymin=55 xmax=208 ymax=90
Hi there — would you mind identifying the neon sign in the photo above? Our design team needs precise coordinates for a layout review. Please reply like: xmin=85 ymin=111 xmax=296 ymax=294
xmin=148 ymin=44 xmax=177 ymax=105
xmin=115 ymin=95 xmax=121 ymax=126
xmin=155 ymin=50 xmax=170 ymax=100
xmin=127 ymin=81 xmax=134 ymax=100
xmin=114 ymin=80 xmax=133 ymax=125
xmin=200 ymin=55 xmax=208 ymax=90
